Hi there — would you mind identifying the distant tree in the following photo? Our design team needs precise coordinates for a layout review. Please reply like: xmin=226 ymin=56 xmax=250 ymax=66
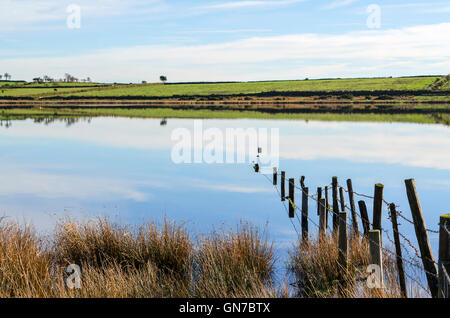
xmin=86 ymin=77 xmax=91 ymax=82
xmin=160 ymin=75 xmax=167 ymax=84
xmin=4 ymin=73 xmax=10 ymax=81
xmin=0 ymin=75 xmax=2 ymax=80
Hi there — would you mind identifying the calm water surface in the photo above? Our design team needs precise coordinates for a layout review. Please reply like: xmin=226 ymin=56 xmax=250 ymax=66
xmin=1 ymin=117 xmax=449 ymax=282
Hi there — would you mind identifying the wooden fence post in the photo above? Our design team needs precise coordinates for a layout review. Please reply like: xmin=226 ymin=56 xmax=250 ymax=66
xmin=339 ymin=187 xmax=346 ymax=212
xmin=302 ymin=187 xmax=309 ymax=241
xmin=358 ymin=200 xmax=371 ymax=236
xmin=438 ymin=214 xmax=450 ymax=298
xmin=373 ymin=184 xmax=384 ymax=244
xmin=325 ymin=186 xmax=329 ymax=229
xmin=281 ymin=171 xmax=286 ymax=201
xmin=319 ymin=198 xmax=326 ymax=238
xmin=368 ymin=230 xmax=384 ymax=289
xmin=389 ymin=203 xmax=407 ymax=298
xmin=288 ymin=178 xmax=295 ymax=218
xmin=404 ymin=179 xmax=439 ymax=298
xmin=338 ymin=211 xmax=348 ymax=273
xmin=317 ymin=187 xmax=322 ymax=216
xmin=273 ymin=167 xmax=278 ymax=186
xmin=332 ymin=177 xmax=339 ymax=235
xmin=346 ymin=179 xmax=360 ymax=236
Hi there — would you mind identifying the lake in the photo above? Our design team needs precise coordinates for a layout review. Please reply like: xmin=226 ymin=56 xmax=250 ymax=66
xmin=1 ymin=116 xmax=449 ymax=287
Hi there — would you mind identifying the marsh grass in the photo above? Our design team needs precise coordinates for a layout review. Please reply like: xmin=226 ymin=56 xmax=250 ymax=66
xmin=288 ymin=235 xmax=405 ymax=298
xmin=0 ymin=218 xmax=277 ymax=298
xmin=0 ymin=218 xmax=426 ymax=298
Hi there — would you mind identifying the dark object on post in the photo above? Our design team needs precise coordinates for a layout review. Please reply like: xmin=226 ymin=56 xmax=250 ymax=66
xmin=346 ymin=179 xmax=360 ymax=236
xmin=300 ymin=176 xmax=306 ymax=189
xmin=358 ymin=200 xmax=371 ymax=236
xmin=281 ymin=171 xmax=286 ymax=201
xmin=389 ymin=203 xmax=408 ymax=298
xmin=288 ymin=178 xmax=295 ymax=218
xmin=253 ymin=163 xmax=260 ymax=173
xmin=273 ymin=167 xmax=278 ymax=186
xmin=302 ymin=187 xmax=309 ymax=241
xmin=404 ymin=178 xmax=439 ymax=298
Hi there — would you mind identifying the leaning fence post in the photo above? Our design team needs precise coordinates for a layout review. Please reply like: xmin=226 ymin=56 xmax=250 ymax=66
xmin=368 ymin=230 xmax=384 ymax=290
xmin=358 ymin=200 xmax=371 ymax=236
xmin=319 ymin=198 xmax=326 ymax=238
xmin=373 ymin=184 xmax=384 ymax=245
xmin=288 ymin=178 xmax=295 ymax=218
xmin=404 ymin=178 xmax=439 ymax=298
xmin=302 ymin=187 xmax=309 ymax=242
xmin=346 ymin=179 xmax=360 ymax=237
xmin=281 ymin=171 xmax=286 ymax=201
xmin=389 ymin=203 xmax=408 ymax=298
xmin=338 ymin=211 xmax=348 ymax=273
xmin=332 ymin=177 xmax=339 ymax=236
xmin=438 ymin=214 xmax=450 ymax=298
xmin=273 ymin=167 xmax=278 ymax=186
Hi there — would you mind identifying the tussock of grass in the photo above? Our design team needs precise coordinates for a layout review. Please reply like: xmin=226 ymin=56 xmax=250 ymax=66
xmin=194 ymin=223 xmax=275 ymax=298
xmin=288 ymin=235 xmax=403 ymax=298
xmin=0 ymin=218 xmax=276 ymax=298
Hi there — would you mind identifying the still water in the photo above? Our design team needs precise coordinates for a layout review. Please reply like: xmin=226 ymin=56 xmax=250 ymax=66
xmin=1 ymin=116 xmax=449 ymax=280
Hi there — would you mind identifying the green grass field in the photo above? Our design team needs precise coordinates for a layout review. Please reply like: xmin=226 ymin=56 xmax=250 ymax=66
xmin=61 ymin=76 xmax=440 ymax=98
xmin=0 ymin=76 xmax=443 ymax=99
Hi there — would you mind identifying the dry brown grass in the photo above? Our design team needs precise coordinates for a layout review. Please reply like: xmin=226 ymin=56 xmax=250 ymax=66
xmin=288 ymin=234 xmax=404 ymax=298
xmin=0 ymin=218 xmax=277 ymax=298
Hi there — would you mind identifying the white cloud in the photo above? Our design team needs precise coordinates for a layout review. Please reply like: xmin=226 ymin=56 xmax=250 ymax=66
xmin=323 ymin=0 xmax=358 ymax=10
xmin=1 ymin=22 xmax=449 ymax=81
xmin=0 ymin=0 xmax=166 ymax=29
xmin=199 ymin=0 xmax=306 ymax=10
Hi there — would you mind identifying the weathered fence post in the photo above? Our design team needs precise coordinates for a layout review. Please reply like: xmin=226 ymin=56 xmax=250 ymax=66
xmin=389 ymin=203 xmax=408 ymax=298
xmin=281 ymin=171 xmax=286 ymax=201
xmin=338 ymin=211 xmax=348 ymax=272
xmin=319 ymin=198 xmax=326 ymax=238
xmin=404 ymin=179 xmax=439 ymax=298
xmin=325 ymin=186 xmax=330 ymax=229
xmin=373 ymin=184 xmax=384 ymax=244
xmin=273 ymin=167 xmax=278 ymax=186
xmin=346 ymin=179 xmax=360 ymax=237
xmin=302 ymin=187 xmax=309 ymax=242
xmin=339 ymin=187 xmax=346 ymax=212
xmin=368 ymin=230 xmax=384 ymax=290
xmin=332 ymin=177 xmax=339 ymax=235
xmin=438 ymin=214 xmax=450 ymax=298
xmin=288 ymin=178 xmax=295 ymax=218
xmin=358 ymin=200 xmax=371 ymax=236
xmin=317 ymin=187 xmax=322 ymax=216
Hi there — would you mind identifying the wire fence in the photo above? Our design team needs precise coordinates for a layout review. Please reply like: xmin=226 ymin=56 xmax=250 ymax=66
xmin=252 ymin=161 xmax=448 ymax=298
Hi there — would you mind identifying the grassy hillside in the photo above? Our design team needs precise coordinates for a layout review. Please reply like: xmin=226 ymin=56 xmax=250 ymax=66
xmin=58 ymin=76 xmax=439 ymax=98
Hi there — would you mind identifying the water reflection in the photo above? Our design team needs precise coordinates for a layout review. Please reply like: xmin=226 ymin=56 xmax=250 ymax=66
xmin=0 ymin=117 xmax=449 ymax=269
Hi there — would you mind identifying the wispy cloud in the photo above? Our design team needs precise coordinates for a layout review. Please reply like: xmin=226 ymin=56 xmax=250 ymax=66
xmin=199 ymin=0 xmax=306 ymax=10
xmin=322 ymin=0 xmax=358 ymax=10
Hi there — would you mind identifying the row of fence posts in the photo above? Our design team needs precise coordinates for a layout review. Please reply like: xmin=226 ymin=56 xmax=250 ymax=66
xmin=261 ymin=164 xmax=450 ymax=298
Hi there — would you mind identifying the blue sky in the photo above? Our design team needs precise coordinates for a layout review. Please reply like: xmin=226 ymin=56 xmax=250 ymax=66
xmin=0 ymin=0 xmax=449 ymax=82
